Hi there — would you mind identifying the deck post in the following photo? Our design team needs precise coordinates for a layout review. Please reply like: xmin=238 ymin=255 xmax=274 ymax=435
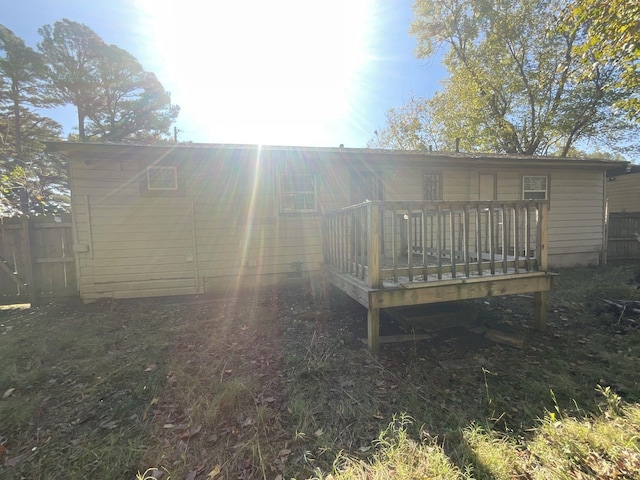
xmin=368 ymin=306 xmax=380 ymax=352
xmin=538 ymin=202 xmax=549 ymax=272
xmin=368 ymin=202 xmax=381 ymax=289
xmin=533 ymin=290 xmax=548 ymax=331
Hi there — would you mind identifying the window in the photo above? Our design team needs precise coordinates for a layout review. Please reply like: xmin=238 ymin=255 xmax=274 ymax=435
xmin=279 ymin=174 xmax=317 ymax=213
xmin=522 ymin=176 xmax=548 ymax=200
xmin=147 ymin=166 xmax=178 ymax=190
xmin=423 ymin=172 xmax=442 ymax=200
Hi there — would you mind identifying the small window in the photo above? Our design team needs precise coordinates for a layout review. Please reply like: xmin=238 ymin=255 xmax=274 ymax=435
xmin=423 ymin=173 xmax=442 ymax=201
xmin=147 ymin=166 xmax=178 ymax=191
xmin=279 ymin=174 xmax=317 ymax=213
xmin=522 ymin=175 xmax=548 ymax=200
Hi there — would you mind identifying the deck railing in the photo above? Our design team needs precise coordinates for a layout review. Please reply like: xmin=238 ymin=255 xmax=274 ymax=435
xmin=323 ymin=200 xmax=549 ymax=288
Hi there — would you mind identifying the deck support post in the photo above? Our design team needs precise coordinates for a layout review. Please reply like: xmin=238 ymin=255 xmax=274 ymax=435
xmin=533 ymin=290 xmax=548 ymax=331
xmin=368 ymin=307 xmax=380 ymax=352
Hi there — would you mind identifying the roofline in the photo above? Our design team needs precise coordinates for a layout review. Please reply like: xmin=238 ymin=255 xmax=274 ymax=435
xmin=606 ymin=164 xmax=640 ymax=176
xmin=44 ymin=141 xmax=629 ymax=169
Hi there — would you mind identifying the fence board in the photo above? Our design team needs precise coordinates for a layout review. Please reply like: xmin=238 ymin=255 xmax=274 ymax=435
xmin=607 ymin=213 xmax=640 ymax=261
xmin=0 ymin=215 xmax=77 ymax=304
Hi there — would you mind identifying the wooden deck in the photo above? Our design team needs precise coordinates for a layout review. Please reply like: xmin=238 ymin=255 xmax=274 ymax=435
xmin=323 ymin=200 xmax=552 ymax=351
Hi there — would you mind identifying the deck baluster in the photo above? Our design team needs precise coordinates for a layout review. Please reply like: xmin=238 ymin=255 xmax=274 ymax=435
xmin=514 ymin=205 xmax=520 ymax=273
xmin=463 ymin=205 xmax=470 ymax=278
xmin=488 ymin=204 xmax=496 ymax=275
xmin=437 ymin=204 xmax=443 ymax=280
xmin=423 ymin=204 xmax=429 ymax=281
xmin=449 ymin=206 xmax=456 ymax=278
xmin=525 ymin=204 xmax=532 ymax=271
xmin=502 ymin=204 xmax=509 ymax=274
xmin=407 ymin=203 xmax=414 ymax=282
xmin=476 ymin=205 xmax=483 ymax=276
xmin=360 ymin=207 xmax=367 ymax=281
xmin=392 ymin=206 xmax=398 ymax=283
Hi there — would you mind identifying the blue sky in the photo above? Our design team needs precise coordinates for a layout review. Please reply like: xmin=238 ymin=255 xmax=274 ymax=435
xmin=3 ymin=0 xmax=447 ymax=147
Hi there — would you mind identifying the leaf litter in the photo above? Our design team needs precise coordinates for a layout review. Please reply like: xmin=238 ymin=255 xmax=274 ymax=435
xmin=0 ymin=266 xmax=638 ymax=478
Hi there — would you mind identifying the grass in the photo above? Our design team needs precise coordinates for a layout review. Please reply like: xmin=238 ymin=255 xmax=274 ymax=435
xmin=0 ymin=264 xmax=639 ymax=479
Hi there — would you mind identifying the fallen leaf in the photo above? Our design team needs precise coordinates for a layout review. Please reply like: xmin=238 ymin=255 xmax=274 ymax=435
xmin=176 ymin=440 xmax=188 ymax=454
xmin=163 ymin=423 xmax=175 ymax=429
xmin=207 ymin=464 xmax=221 ymax=479
xmin=314 ymin=428 xmax=323 ymax=437
xmin=278 ymin=448 xmax=291 ymax=458
xmin=2 ymin=388 xmax=15 ymax=399
xmin=0 ymin=444 xmax=7 ymax=459
xmin=181 ymin=424 xmax=202 ymax=439
xmin=144 ymin=364 xmax=157 ymax=372
xmin=4 ymin=452 xmax=28 ymax=467
xmin=359 ymin=445 xmax=371 ymax=453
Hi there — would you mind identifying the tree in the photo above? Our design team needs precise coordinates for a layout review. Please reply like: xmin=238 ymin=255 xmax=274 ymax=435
xmin=38 ymin=19 xmax=178 ymax=143
xmin=0 ymin=25 xmax=47 ymax=161
xmin=85 ymin=44 xmax=179 ymax=142
xmin=368 ymin=96 xmax=444 ymax=150
xmin=374 ymin=0 xmax=636 ymax=156
xmin=0 ymin=25 xmax=67 ymax=215
xmin=565 ymin=0 xmax=640 ymax=120
xmin=38 ymin=19 xmax=103 ymax=141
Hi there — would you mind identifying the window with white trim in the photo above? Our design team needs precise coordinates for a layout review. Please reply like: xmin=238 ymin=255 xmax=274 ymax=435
xmin=522 ymin=175 xmax=548 ymax=200
xmin=147 ymin=166 xmax=178 ymax=190
xmin=279 ymin=174 xmax=317 ymax=213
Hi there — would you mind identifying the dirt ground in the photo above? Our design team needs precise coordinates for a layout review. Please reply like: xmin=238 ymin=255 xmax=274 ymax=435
xmin=1 ymin=265 xmax=639 ymax=479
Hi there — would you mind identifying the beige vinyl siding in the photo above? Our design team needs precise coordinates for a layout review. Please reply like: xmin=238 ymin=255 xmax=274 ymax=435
xmin=380 ymin=166 xmax=605 ymax=268
xmin=68 ymin=146 xmax=612 ymax=300
xmin=607 ymin=174 xmax=640 ymax=213
xmin=192 ymin=157 xmax=348 ymax=289
xmin=545 ymin=170 xmax=605 ymax=266
xmin=69 ymin=158 xmax=197 ymax=300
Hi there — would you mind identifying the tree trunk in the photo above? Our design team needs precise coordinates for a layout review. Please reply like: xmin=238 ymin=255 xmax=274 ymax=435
xmin=11 ymin=80 xmax=24 ymax=165
xmin=77 ymin=106 xmax=85 ymax=141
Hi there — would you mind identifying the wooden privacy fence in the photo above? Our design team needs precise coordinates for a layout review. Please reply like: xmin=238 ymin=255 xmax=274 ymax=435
xmin=0 ymin=214 xmax=77 ymax=305
xmin=607 ymin=212 xmax=640 ymax=261
xmin=324 ymin=200 xmax=548 ymax=287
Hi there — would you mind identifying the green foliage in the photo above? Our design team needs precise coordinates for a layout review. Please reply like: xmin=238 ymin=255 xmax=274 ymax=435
xmin=374 ymin=0 xmax=638 ymax=156
xmin=0 ymin=25 xmax=67 ymax=214
xmin=0 ymin=19 xmax=179 ymax=214
xmin=565 ymin=0 xmax=640 ymax=121
xmin=38 ymin=19 xmax=179 ymax=143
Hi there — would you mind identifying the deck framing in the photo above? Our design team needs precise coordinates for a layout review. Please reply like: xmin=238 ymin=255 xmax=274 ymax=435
xmin=323 ymin=200 xmax=552 ymax=352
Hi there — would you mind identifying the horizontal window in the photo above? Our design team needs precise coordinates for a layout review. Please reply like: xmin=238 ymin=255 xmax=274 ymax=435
xmin=147 ymin=166 xmax=178 ymax=191
xmin=523 ymin=175 xmax=548 ymax=200
xmin=279 ymin=174 xmax=317 ymax=213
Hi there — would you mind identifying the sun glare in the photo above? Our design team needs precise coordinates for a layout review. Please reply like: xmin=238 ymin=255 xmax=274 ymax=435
xmin=135 ymin=0 xmax=374 ymax=146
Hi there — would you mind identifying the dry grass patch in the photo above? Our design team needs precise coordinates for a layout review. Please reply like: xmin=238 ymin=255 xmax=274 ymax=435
xmin=0 ymin=266 xmax=639 ymax=479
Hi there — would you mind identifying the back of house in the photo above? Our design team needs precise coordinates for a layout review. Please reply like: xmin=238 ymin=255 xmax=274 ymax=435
xmin=48 ymin=142 xmax=623 ymax=300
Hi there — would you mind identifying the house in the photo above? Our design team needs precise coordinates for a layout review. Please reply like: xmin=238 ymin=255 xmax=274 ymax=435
xmin=605 ymin=164 xmax=640 ymax=261
xmin=48 ymin=142 xmax=624 ymax=348
xmin=606 ymin=164 xmax=640 ymax=214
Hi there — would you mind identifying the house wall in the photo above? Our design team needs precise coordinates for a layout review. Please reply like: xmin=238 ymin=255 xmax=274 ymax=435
xmin=607 ymin=173 xmax=640 ymax=213
xmin=69 ymin=158 xmax=199 ymax=299
xmin=69 ymin=147 xmax=609 ymax=300
xmin=190 ymin=151 xmax=350 ymax=293
xmin=379 ymin=163 xmax=606 ymax=268
xmin=69 ymin=150 xmax=351 ymax=299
